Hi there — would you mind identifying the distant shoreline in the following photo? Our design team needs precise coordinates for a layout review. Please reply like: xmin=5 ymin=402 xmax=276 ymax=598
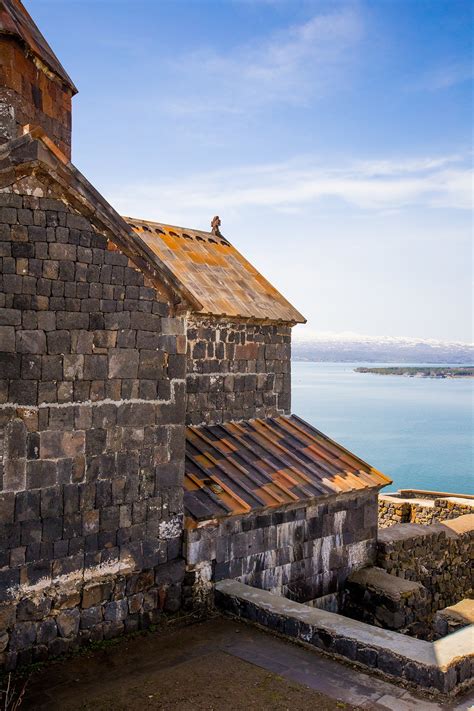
xmin=354 ymin=366 xmax=474 ymax=379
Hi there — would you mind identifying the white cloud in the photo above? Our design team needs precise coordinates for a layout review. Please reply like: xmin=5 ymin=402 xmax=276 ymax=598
xmin=107 ymin=153 xmax=472 ymax=224
xmin=163 ymin=7 xmax=362 ymax=115
xmin=416 ymin=61 xmax=474 ymax=91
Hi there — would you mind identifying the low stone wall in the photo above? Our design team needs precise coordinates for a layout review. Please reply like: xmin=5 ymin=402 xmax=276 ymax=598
xmin=344 ymin=566 xmax=430 ymax=636
xmin=0 ymin=559 xmax=184 ymax=671
xmin=376 ymin=515 xmax=474 ymax=618
xmin=215 ymin=579 xmax=474 ymax=695
xmin=378 ymin=492 xmax=474 ymax=528
xmin=433 ymin=600 xmax=474 ymax=640
xmin=185 ymin=490 xmax=378 ymax=609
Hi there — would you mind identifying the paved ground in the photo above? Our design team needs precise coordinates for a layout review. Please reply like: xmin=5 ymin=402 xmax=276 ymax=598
xmin=18 ymin=618 xmax=474 ymax=711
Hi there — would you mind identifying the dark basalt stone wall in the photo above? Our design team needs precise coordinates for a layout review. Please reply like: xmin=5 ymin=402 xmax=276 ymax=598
xmin=184 ymin=490 xmax=379 ymax=610
xmin=376 ymin=516 xmax=474 ymax=619
xmin=186 ymin=316 xmax=291 ymax=425
xmin=0 ymin=181 xmax=186 ymax=669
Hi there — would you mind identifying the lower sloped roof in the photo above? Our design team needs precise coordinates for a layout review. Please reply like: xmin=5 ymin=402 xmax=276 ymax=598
xmin=184 ymin=415 xmax=391 ymax=522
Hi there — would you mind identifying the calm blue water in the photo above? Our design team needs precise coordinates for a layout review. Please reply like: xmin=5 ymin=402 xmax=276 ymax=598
xmin=292 ymin=362 xmax=473 ymax=495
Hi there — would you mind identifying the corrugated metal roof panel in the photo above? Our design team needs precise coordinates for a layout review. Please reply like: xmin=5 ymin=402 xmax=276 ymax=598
xmin=184 ymin=415 xmax=392 ymax=521
xmin=124 ymin=218 xmax=306 ymax=324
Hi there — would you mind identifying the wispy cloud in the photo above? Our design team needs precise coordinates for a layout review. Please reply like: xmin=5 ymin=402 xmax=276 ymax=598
xmin=163 ymin=7 xmax=362 ymax=115
xmin=108 ymin=153 xmax=472 ymax=225
xmin=415 ymin=61 xmax=473 ymax=91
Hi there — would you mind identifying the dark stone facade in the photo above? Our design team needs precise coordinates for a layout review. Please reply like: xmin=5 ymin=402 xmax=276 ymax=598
xmin=184 ymin=491 xmax=378 ymax=610
xmin=186 ymin=316 xmax=291 ymax=425
xmin=0 ymin=182 xmax=186 ymax=669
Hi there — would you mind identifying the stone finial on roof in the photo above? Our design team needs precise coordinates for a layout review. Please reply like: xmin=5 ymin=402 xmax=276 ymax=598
xmin=211 ymin=215 xmax=222 ymax=237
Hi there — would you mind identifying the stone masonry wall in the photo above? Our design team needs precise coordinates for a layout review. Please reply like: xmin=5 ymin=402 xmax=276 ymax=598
xmin=376 ymin=515 xmax=474 ymax=620
xmin=344 ymin=566 xmax=430 ymax=637
xmin=0 ymin=182 xmax=187 ymax=669
xmin=186 ymin=316 xmax=291 ymax=425
xmin=0 ymin=38 xmax=73 ymax=158
xmin=184 ymin=490 xmax=379 ymax=609
xmin=378 ymin=494 xmax=474 ymax=528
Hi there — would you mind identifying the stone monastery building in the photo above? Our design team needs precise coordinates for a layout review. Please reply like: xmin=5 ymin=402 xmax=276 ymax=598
xmin=0 ymin=0 xmax=390 ymax=667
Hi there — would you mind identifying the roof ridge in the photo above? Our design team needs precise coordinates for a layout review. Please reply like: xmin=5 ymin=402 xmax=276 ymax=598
xmin=123 ymin=216 xmax=217 ymax=240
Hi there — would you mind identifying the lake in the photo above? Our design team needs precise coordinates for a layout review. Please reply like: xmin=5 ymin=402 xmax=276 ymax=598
xmin=292 ymin=362 xmax=473 ymax=495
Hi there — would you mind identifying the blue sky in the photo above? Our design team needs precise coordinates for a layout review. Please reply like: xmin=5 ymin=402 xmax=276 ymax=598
xmin=26 ymin=0 xmax=472 ymax=342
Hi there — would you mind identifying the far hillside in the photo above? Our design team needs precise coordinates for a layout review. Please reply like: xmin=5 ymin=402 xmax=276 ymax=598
xmin=355 ymin=366 xmax=474 ymax=378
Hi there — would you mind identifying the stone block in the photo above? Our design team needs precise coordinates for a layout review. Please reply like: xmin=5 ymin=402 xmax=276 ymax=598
xmin=83 ymin=354 xmax=107 ymax=380
xmin=47 ymin=330 xmax=71 ymax=355
xmin=56 ymin=608 xmax=80 ymax=639
xmin=4 ymin=459 xmax=26 ymax=492
xmin=80 ymin=606 xmax=103 ymax=629
xmin=16 ymin=597 xmax=51 ymax=622
xmin=104 ymin=599 xmax=127 ymax=623
xmin=9 ymin=621 xmax=37 ymax=652
xmin=108 ymin=349 xmax=139 ymax=378
xmin=37 ymin=618 xmax=58 ymax=645
xmin=16 ymin=330 xmax=46 ymax=354
xmin=0 ymin=325 xmax=15 ymax=351
xmin=26 ymin=460 xmax=57 ymax=489
xmin=82 ymin=582 xmax=113 ymax=609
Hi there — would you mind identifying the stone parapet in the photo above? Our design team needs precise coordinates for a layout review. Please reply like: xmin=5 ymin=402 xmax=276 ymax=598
xmin=378 ymin=492 xmax=474 ymax=528
xmin=433 ymin=600 xmax=474 ymax=639
xmin=215 ymin=579 xmax=474 ymax=695
xmin=344 ymin=566 xmax=430 ymax=635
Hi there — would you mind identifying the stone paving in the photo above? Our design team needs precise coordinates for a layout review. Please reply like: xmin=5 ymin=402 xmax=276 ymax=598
xmin=20 ymin=618 xmax=474 ymax=711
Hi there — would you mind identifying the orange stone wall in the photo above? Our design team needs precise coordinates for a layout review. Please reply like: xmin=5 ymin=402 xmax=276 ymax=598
xmin=0 ymin=38 xmax=72 ymax=159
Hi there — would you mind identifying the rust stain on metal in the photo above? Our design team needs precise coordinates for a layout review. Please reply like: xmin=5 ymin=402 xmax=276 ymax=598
xmin=184 ymin=415 xmax=392 ymax=521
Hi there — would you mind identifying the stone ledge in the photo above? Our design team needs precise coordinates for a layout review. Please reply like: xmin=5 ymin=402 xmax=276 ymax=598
xmin=378 ymin=513 xmax=474 ymax=546
xmin=434 ymin=600 xmax=474 ymax=639
xmin=215 ymin=579 xmax=474 ymax=695
xmin=347 ymin=566 xmax=423 ymax=601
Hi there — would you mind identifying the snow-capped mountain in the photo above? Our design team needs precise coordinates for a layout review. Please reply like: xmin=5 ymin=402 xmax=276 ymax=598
xmin=292 ymin=330 xmax=474 ymax=364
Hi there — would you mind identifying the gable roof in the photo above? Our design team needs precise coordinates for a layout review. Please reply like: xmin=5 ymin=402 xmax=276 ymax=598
xmin=184 ymin=415 xmax=391 ymax=522
xmin=124 ymin=218 xmax=306 ymax=324
xmin=0 ymin=0 xmax=77 ymax=93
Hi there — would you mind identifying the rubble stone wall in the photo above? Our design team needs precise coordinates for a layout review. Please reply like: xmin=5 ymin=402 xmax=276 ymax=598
xmin=344 ymin=566 xmax=430 ymax=637
xmin=0 ymin=39 xmax=73 ymax=158
xmin=185 ymin=490 xmax=379 ymax=608
xmin=376 ymin=516 xmax=474 ymax=619
xmin=0 ymin=184 xmax=187 ymax=669
xmin=186 ymin=316 xmax=291 ymax=425
xmin=378 ymin=494 xmax=473 ymax=528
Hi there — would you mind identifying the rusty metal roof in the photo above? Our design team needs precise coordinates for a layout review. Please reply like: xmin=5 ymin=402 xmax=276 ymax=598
xmin=0 ymin=0 xmax=77 ymax=93
xmin=184 ymin=415 xmax=391 ymax=522
xmin=124 ymin=218 xmax=306 ymax=324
